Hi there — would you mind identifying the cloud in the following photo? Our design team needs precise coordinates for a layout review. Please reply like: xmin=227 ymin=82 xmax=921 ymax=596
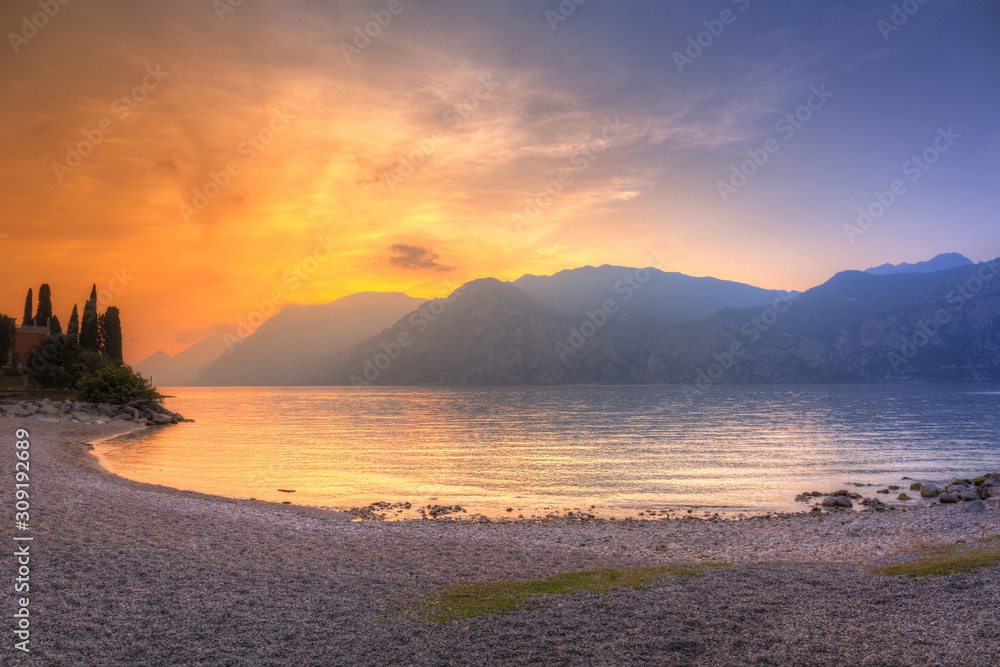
xmin=388 ymin=245 xmax=454 ymax=272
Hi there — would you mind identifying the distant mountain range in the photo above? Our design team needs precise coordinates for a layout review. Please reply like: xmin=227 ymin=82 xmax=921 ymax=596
xmin=865 ymin=252 xmax=972 ymax=275
xmin=133 ymin=253 xmax=1000 ymax=386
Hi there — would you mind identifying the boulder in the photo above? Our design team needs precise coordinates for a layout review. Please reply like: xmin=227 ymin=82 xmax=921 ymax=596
xmin=946 ymin=484 xmax=969 ymax=494
xmin=70 ymin=411 xmax=93 ymax=422
xmin=961 ymin=500 xmax=986 ymax=513
xmin=150 ymin=414 xmax=173 ymax=424
xmin=23 ymin=404 xmax=39 ymax=415
xmin=986 ymin=498 xmax=1000 ymax=510
xmin=938 ymin=493 xmax=959 ymax=504
xmin=1 ymin=404 xmax=28 ymax=416
xmin=920 ymin=484 xmax=940 ymax=498
xmin=897 ymin=493 xmax=912 ymax=501
xmin=821 ymin=496 xmax=840 ymax=507
xmin=978 ymin=486 xmax=1000 ymax=500
xmin=833 ymin=489 xmax=850 ymax=496
xmin=836 ymin=496 xmax=854 ymax=508
xmin=958 ymin=490 xmax=979 ymax=502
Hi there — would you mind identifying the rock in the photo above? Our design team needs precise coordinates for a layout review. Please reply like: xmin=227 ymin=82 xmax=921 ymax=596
xmin=986 ymin=498 xmax=1000 ymax=510
xmin=877 ymin=489 xmax=890 ymax=494
xmin=946 ymin=484 xmax=969 ymax=494
xmin=961 ymin=500 xmax=986 ymax=513
xmin=977 ymin=486 xmax=1000 ymax=499
xmin=110 ymin=414 xmax=131 ymax=421
xmin=150 ymin=414 xmax=173 ymax=424
xmin=958 ymin=490 xmax=979 ymax=501
xmin=938 ymin=493 xmax=959 ymax=504
xmin=172 ymin=413 xmax=184 ymax=421
xmin=833 ymin=489 xmax=850 ymax=496
xmin=888 ymin=485 xmax=900 ymax=490
xmin=23 ymin=404 xmax=39 ymax=415
xmin=973 ymin=476 xmax=987 ymax=486
xmin=70 ymin=411 xmax=93 ymax=422
xmin=848 ymin=520 xmax=865 ymax=534
xmin=836 ymin=496 xmax=853 ymax=508
xmin=909 ymin=482 xmax=922 ymax=490
xmin=1 ymin=404 xmax=28 ymax=416
xmin=920 ymin=484 xmax=940 ymax=498
xmin=897 ymin=493 xmax=912 ymax=501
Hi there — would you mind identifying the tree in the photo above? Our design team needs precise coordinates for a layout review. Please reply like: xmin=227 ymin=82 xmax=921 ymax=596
xmin=0 ymin=315 xmax=15 ymax=366
xmin=49 ymin=315 xmax=62 ymax=335
xmin=79 ymin=285 xmax=99 ymax=352
xmin=102 ymin=307 xmax=123 ymax=363
xmin=73 ymin=364 xmax=162 ymax=404
xmin=67 ymin=304 xmax=79 ymax=344
xmin=22 ymin=289 xmax=32 ymax=328
xmin=34 ymin=284 xmax=52 ymax=327
xmin=97 ymin=312 xmax=107 ymax=355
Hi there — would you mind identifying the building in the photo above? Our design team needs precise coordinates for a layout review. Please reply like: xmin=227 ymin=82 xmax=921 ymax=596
xmin=11 ymin=323 xmax=50 ymax=369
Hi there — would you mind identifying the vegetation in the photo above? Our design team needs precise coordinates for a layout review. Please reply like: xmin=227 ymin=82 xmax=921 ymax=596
xmin=873 ymin=536 xmax=1000 ymax=577
xmin=396 ymin=565 xmax=720 ymax=624
xmin=0 ymin=315 xmax=15 ymax=364
xmin=79 ymin=285 xmax=99 ymax=352
xmin=66 ymin=304 xmax=79 ymax=344
xmin=34 ymin=283 xmax=52 ymax=327
xmin=22 ymin=288 xmax=32 ymax=327
xmin=73 ymin=364 xmax=162 ymax=404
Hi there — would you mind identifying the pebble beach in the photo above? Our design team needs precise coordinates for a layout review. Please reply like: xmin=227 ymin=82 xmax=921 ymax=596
xmin=2 ymin=418 xmax=999 ymax=666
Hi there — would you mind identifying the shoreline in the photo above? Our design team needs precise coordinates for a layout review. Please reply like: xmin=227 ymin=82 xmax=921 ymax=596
xmin=2 ymin=418 xmax=999 ymax=664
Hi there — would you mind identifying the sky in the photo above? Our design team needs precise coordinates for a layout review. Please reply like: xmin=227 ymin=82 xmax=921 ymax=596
xmin=1 ymin=0 xmax=998 ymax=362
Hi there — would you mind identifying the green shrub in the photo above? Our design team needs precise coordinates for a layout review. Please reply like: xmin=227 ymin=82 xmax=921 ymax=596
xmin=73 ymin=364 xmax=163 ymax=404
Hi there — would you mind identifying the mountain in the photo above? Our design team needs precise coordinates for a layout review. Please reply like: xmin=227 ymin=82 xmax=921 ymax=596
xmin=513 ymin=265 xmax=793 ymax=332
xmin=865 ymin=253 xmax=973 ymax=275
xmin=635 ymin=261 xmax=1000 ymax=386
xmin=197 ymin=292 xmax=425 ymax=385
xmin=308 ymin=278 xmax=633 ymax=385
xmin=133 ymin=330 xmax=234 ymax=386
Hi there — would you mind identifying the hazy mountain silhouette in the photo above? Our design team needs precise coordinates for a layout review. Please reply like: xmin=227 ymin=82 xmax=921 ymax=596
xmin=864 ymin=252 xmax=972 ymax=275
xmin=308 ymin=278 xmax=633 ymax=385
xmin=513 ymin=265 xmax=792 ymax=330
xmin=134 ymin=329 xmax=234 ymax=386
xmin=197 ymin=292 xmax=425 ymax=385
xmin=637 ymin=261 xmax=1000 ymax=386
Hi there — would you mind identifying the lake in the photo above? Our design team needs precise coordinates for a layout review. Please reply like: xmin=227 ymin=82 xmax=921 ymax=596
xmin=94 ymin=385 xmax=1000 ymax=518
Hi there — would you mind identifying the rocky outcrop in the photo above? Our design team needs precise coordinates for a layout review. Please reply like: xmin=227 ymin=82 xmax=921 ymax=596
xmin=0 ymin=398 xmax=184 ymax=426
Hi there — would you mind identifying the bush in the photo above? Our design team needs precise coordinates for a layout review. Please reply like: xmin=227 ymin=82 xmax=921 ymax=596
xmin=73 ymin=365 xmax=163 ymax=404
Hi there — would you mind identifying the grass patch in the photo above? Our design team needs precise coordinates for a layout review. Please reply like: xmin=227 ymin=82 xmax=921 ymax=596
xmin=397 ymin=565 xmax=722 ymax=624
xmin=873 ymin=535 xmax=1000 ymax=577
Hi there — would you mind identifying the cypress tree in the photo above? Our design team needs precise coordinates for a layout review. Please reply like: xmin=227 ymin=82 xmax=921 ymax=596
xmin=67 ymin=304 xmax=80 ymax=344
xmin=35 ymin=284 xmax=52 ymax=327
xmin=97 ymin=312 xmax=107 ymax=355
xmin=22 ymin=289 xmax=32 ymax=327
xmin=49 ymin=315 xmax=62 ymax=335
xmin=102 ymin=307 xmax=123 ymax=363
xmin=80 ymin=285 xmax=99 ymax=352
xmin=0 ymin=315 xmax=15 ymax=365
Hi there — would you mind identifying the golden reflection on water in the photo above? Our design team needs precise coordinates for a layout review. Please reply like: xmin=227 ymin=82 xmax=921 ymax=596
xmin=94 ymin=385 xmax=1000 ymax=518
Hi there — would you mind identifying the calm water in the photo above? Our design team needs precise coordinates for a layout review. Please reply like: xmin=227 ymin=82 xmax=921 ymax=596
xmin=95 ymin=385 xmax=1000 ymax=517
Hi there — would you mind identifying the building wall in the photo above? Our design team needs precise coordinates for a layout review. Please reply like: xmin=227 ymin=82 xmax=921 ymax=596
xmin=12 ymin=327 xmax=50 ymax=369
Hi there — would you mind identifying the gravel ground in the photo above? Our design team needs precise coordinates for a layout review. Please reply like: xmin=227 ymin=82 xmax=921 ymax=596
xmin=1 ymin=420 xmax=998 ymax=666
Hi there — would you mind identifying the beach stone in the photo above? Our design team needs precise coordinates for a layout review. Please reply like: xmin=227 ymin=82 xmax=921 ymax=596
xmin=958 ymin=490 xmax=978 ymax=501
xmin=977 ymin=486 xmax=999 ymax=499
xmin=833 ymin=489 xmax=850 ymax=496
xmin=24 ymin=404 xmax=39 ymax=415
xmin=986 ymin=498 xmax=1000 ymax=510
xmin=946 ymin=484 xmax=969 ymax=494
xmin=909 ymin=482 xmax=922 ymax=490
xmin=71 ymin=411 xmax=93 ymax=422
xmin=920 ymin=484 xmax=940 ymax=498
xmin=1 ymin=404 xmax=28 ymax=416
xmin=938 ymin=493 xmax=959 ymax=504
xmin=848 ymin=520 xmax=865 ymax=534
xmin=961 ymin=500 xmax=986 ymax=513
xmin=897 ymin=493 xmax=912 ymax=501
xmin=836 ymin=496 xmax=853 ymax=508
xmin=151 ymin=414 xmax=173 ymax=424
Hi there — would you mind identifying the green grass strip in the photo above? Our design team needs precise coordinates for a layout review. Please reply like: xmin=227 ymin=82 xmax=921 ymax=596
xmin=873 ymin=535 xmax=1000 ymax=577
xmin=398 ymin=565 xmax=719 ymax=624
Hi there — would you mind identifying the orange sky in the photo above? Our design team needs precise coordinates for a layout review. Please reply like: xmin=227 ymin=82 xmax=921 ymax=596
xmin=3 ymin=0 xmax=994 ymax=363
